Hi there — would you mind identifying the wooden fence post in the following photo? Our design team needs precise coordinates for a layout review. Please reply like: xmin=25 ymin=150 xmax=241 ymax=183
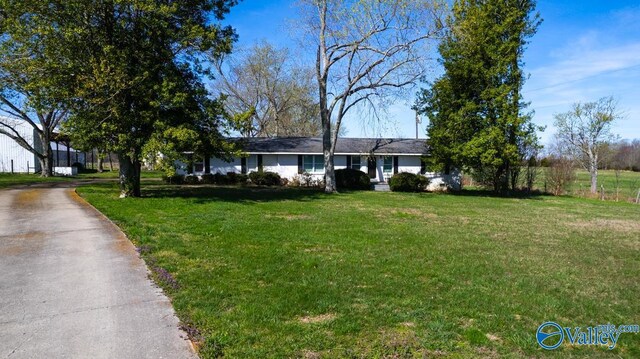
xmin=636 ymin=189 xmax=640 ymax=204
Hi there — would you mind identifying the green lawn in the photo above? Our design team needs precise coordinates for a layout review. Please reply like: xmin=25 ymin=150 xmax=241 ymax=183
xmin=535 ymin=169 xmax=640 ymax=201
xmin=570 ymin=170 xmax=640 ymax=201
xmin=77 ymin=183 xmax=640 ymax=358
xmin=0 ymin=170 xmax=162 ymax=189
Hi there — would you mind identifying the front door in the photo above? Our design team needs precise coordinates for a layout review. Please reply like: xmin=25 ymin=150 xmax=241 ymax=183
xmin=367 ymin=157 xmax=377 ymax=179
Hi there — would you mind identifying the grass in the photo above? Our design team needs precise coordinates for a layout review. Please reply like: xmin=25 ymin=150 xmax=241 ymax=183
xmin=534 ymin=169 xmax=640 ymax=201
xmin=77 ymin=183 xmax=640 ymax=358
xmin=570 ymin=170 xmax=640 ymax=201
xmin=0 ymin=170 xmax=162 ymax=189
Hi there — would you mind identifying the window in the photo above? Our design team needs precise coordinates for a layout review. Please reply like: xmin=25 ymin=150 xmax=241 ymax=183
xmin=351 ymin=156 xmax=361 ymax=170
xmin=383 ymin=156 xmax=393 ymax=173
xmin=247 ymin=155 xmax=257 ymax=173
xmin=303 ymin=155 xmax=324 ymax=173
xmin=194 ymin=161 xmax=204 ymax=173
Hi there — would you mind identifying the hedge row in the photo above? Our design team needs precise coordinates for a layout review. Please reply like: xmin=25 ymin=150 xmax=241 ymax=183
xmin=163 ymin=171 xmax=282 ymax=186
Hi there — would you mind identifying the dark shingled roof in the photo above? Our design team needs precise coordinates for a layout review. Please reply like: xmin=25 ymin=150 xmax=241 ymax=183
xmin=233 ymin=137 xmax=428 ymax=155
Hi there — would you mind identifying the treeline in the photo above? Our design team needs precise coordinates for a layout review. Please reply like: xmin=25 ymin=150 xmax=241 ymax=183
xmin=541 ymin=139 xmax=640 ymax=172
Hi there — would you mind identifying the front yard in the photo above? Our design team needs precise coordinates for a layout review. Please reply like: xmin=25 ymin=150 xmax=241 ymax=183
xmin=77 ymin=184 xmax=640 ymax=358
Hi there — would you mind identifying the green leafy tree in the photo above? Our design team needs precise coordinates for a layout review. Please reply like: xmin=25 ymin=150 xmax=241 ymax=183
xmin=0 ymin=1 xmax=78 ymax=176
xmin=415 ymin=0 xmax=541 ymax=192
xmin=4 ymin=0 xmax=236 ymax=197
xmin=65 ymin=0 xmax=239 ymax=197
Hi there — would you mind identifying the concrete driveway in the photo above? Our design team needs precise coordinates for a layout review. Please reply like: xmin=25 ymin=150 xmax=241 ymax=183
xmin=0 ymin=187 xmax=197 ymax=359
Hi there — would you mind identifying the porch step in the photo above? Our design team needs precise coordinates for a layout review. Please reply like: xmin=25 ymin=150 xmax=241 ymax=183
xmin=373 ymin=182 xmax=390 ymax=191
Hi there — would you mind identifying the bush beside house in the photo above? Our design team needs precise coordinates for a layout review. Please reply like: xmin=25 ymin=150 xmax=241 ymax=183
xmin=248 ymin=171 xmax=282 ymax=186
xmin=389 ymin=172 xmax=429 ymax=192
xmin=335 ymin=168 xmax=371 ymax=190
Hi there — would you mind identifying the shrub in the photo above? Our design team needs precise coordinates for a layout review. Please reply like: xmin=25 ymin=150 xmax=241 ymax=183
xmin=162 ymin=174 xmax=184 ymax=185
xmin=389 ymin=172 xmax=429 ymax=192
xmin=226 ymin=172 xmax=238 ymax=184
xmin=200 ymin=173 xmax=215 ymax=184
xmin=236 ymin=173 xmax=248 ymax=185
xmin=249 ymin=171 xmax=282 ymax=186
xmin=335 ymin=168 xmax=370 ymax=190
xmin=544 ymin=156 xmax=576 ymax=195
xmin=213 ymin=172 xmax=227 ymax=184
xmin=184 ymin=175 xmax=200 ymax=185
xmin=300 ymin=172 xmax=313 ymax=187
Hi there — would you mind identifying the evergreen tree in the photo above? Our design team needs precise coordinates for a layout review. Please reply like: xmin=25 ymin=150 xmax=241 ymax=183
xmin=415 ymin=0 xmax=541 ymax=192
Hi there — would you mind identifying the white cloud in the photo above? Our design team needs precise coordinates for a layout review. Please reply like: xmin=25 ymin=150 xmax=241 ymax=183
xmin=524 ymin=28 xmax=640 ymax=143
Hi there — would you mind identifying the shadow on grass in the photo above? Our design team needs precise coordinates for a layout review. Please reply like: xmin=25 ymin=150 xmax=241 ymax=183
xmin=141 ymin=184 xmax=328 ymax=204
xmin=446 ymin=188 xmax=551 ymax=200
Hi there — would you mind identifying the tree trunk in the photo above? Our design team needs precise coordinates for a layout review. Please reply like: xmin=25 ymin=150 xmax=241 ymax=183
xmin=97 ymin=156 xmax=104 ymax=172
xmin=590 ymin=163 xmax=598 ymax=194
xmin=321 ymin=112 xmax=336 ymax=193
xmin=590 ymin=170 xmax=597 ymax=194
xmin=41 ymin=155 xmax=53 ymax=177
xmin=39 ymin=132 xmax=53 ymax=177
xmin=118 ymin=153 xmax=141 ymax=198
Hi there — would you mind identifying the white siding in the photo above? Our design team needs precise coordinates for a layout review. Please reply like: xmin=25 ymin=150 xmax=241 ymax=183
xmin=262 ymin=154 xmax=278 ymax=172
xmin=210 ymin=158 xmax=241 ymax=174
xmin=397 ymin=156 xmax=421 ymax=174
xmin=0 ymin=120 xmax=36 ymax=173
xmin=205 ymin=153 xmax=460 ymax=190
xmin=264 ymin=154 xmax=299 ymax=179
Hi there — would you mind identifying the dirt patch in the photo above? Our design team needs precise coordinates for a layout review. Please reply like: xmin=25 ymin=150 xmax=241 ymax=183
xmin=485 ymin=333 xmax=501 ymax=342
xmin=566 ymin=218 xmax=640 ymax=234
xmin=375 ymin=327 xmax=422 ymax=356
xmin=475 ymin=346 xmax=500 ymax=358
xmin=376 ymin=208 xmax=439 ymax=221
xmin=265 ymin=213 xmax=311 ymax=221
xmin=298 ymin=313 xmax=337 ymax=324
xmin=301 ymin=350 xmax=322 ymax=359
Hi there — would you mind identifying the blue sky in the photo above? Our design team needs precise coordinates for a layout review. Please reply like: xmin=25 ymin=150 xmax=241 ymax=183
xmin=222 ymin=1 xmax=640 ymax=144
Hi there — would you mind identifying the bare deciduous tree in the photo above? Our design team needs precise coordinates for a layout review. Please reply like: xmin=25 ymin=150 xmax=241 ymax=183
xmin=0 ymin=94 xmax=67 ymax=177
xmin=554 ymin=97 xmax=622 ymax=194
xmin=214 ymin=41 xmax=321 ymax=137
xmin=300 ymin=0 xmax=445 ymax=192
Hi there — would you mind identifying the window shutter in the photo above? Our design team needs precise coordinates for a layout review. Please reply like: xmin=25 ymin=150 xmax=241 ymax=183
xmin=241 ymin=157 xmax=247 ymax=174
xmin=297 ymin=155 xmax=303 ymax=174
xmin=420 ymin=158 xmax=426 ymax=174
xmin=258 ymin=155 xmax=263 ymax=172
xmin=393 ymin=156 xmax=399 ymax=174
xmin=346 ymin=156 xmax=352 ymax=168
xmin=204 ymin=156 xmax=211 ymax=174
